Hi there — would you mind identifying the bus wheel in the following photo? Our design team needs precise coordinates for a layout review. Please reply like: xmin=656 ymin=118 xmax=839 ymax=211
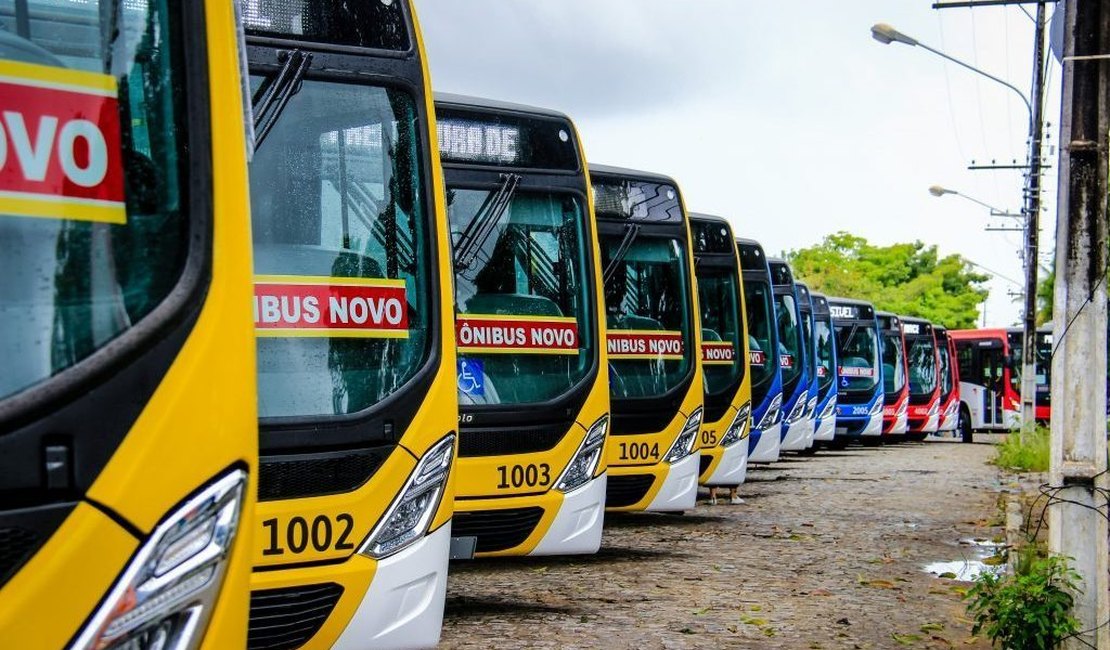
xmin=959 ymin=407 xmax=973 ymax=444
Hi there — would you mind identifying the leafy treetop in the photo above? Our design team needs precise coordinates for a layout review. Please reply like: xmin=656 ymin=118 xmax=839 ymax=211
xmin=786 ymin=232 xmax=989 ymax=329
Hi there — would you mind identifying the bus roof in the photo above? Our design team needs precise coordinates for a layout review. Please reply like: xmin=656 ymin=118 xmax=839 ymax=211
xmin=900 ymin=315 xmax=934 ymax=326
xmin=588 ymin=163 xmax=679 ymax=186
xmin=688 ymin=212 xmax=730 ymax=226
xmin=811 ymin=292 xmax=830 ymax=314
xmin=827 ymin=296 xmax=874 ymax=308
xmin=434 ymin=92 xmax=572 ymax=122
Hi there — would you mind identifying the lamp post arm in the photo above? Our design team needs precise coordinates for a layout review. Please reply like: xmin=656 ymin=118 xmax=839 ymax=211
xmin=916 ymin=41 xmax=1033 ymax=119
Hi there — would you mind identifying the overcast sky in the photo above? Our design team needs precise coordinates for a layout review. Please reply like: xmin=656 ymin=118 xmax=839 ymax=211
xmin=414 ymin=0 xmax=1063 ymax=327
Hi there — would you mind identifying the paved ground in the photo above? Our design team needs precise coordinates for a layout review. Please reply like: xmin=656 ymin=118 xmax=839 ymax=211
xmin=441 ymin=437 xmax=1008 ymax=649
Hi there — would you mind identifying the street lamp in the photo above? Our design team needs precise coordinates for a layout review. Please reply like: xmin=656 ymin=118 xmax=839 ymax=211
xmin=929 ymin=185 xmax=1023 ymax=218
xmin=873 ymin=21 xmax=1045 ymax=430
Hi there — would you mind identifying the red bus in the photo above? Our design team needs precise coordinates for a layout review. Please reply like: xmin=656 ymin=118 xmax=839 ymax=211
xmin=950 ymin=328 xmax=1022 ymax=440
xmin=877 ymin=312 xmax=909 ymax=437
xmin=903 ymin=317 xmax=941 ymax=440
xmin=934 ymin=326 xmax=961 ymax=438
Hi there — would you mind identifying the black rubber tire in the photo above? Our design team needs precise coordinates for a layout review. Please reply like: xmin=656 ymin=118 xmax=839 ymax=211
xmin=959 ymin=407 xmax=973 ymax=444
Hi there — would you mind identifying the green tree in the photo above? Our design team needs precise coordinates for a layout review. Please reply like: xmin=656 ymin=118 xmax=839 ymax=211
xmin=1036 ymin=266 xmax=1054 ymax=326
xmin=787 ymin=232 xmax=989 ymax=329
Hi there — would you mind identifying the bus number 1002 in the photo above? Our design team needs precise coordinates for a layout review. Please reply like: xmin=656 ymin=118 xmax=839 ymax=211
xmin=262 ymin=514 xmax=356 ymax=556
xmin=618 ymin=442 xmax=660 ymax=461
xmin=496 ymin=463 xmax=551 ymax=489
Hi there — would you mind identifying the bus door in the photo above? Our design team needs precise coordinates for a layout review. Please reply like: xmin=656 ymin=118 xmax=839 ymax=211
xmin=980 ymin=342 xmax=1005 ymax=427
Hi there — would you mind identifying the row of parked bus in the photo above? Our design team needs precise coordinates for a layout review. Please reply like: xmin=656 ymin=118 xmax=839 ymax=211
xmin=0 ymin=1 xmax=1057 ymax=649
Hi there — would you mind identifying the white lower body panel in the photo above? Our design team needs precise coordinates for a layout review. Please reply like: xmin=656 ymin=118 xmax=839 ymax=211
xmin=333 ymin=522 xmax=450 ymax=650
xmin=646 ymin=452 xmax=699 ymax=512
xmin=703 ymin=437 xmax=750 ymax=486
xmin=749 ymin=423 xmax=782 ymax=463
xmin=814 ymin=416 xmax=836 ymax=441
xmin=530 ymin=473 xmax=606 ymax=556
xmin=781 ymin=418 xmax=812 ymax=451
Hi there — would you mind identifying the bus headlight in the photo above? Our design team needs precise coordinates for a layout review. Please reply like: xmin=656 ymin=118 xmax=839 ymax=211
xmin=719 ymin=402 xmax=751 ymax=448
xmin=785 ymin=396 xmax=807 ymax=425
xmin=756 ymin=394 xmax=783 ymax=431
xmin=360 ymin=434 xmax=454 ymax=559
xmin=806 ymin=397 xmax=818 ymax=418
xmin=896 ymin=400 xmax=909 ymax=417
xmin=664 ymin=408 xmax=703 ymax=463
xmin=556 ymin=415 xmax=609 ymax=492
xmin=869 ymin=399 xmax=884 ymax=417
xmin=819 ymin=398 xmax=837 ymax=421
xmin=71 ymin=469 xmax=246 ymax=650
xmin=928 ymin=401 xmax=940 ymax=416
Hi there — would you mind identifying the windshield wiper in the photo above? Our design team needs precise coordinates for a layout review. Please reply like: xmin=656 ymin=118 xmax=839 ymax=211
xmin=454 ymin=173 xmax=520 ymax=272
xmin=602 ymin=223 xmax=641 ymax=286
xmin=252 ymin=49 xmax=312 ymax=147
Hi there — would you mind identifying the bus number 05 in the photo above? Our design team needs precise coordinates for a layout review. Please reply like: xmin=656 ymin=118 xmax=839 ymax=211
xmin=619 ymin=442 xmax=660 ymax=461
xmin=496 ymin=463 xmax=551 ymax=489
xmin=262 ymin=514 xmax=356 ymax=556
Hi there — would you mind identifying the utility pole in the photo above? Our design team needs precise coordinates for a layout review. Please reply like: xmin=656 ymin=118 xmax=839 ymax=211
xmin=1020 ymin=1 xmax=1048 ymax=431
xmin=1049 ymin=2 xmax=1109 ymax=647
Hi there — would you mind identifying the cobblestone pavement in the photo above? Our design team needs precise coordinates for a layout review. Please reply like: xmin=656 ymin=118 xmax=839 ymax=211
xmin=441 ymin=438 xmax=1009 ymax=649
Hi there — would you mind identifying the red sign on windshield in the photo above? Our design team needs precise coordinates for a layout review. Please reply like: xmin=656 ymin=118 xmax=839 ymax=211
xmin=254 ymin=276 xmax=409 ymax=337
xmin=607 ymin=330 xmax=684 ymax=360
xmin=701 ymin=342 xmax=736 ymax=365
xmin=456 ymin=314 xmax=579 ymax=354
xmin=0 ymin=61 xmax=125 ymax=224
xmin=839 ymin=366 xmax=875 ymax=377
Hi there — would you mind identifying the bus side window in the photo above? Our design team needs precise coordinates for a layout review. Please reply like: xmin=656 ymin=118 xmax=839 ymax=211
xmin=957 ymin=345 xmax=975 ymax=383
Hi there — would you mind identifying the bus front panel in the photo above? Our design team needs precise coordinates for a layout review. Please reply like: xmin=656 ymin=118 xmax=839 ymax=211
xmin=691 ymin=217 xmax=751 ymax=487
xmin=878 ymin=313 xmax=910 ymax=435
xmin=0 ymin=1 xmax=257 ymax=647
xmin=737 ymin=240 xmax=783 ymax=463
xmin=904 ymin=320 xmax=941 ymax=437
xmin=831 ymin=301 xmax=884 ymax=438
xmin=771 ymin=263 xmax=810 ymax=453
xmin=811 ymin=295 xmax=839 ymax=442
xmin=439 ymin=101 xmax=609 ymax=557
xmin=244 ymin=1 xmax=457 ymax=647
xmin=594 ymin=171 xmax=704 ymax=512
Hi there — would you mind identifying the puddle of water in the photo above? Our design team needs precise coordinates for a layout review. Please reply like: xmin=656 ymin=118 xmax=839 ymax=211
xmin=924 ymin=540 xmax=1008 ymax=581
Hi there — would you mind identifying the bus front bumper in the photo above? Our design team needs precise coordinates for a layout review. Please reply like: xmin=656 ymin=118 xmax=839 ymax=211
xmin=749 ymin=423 xmax=782 ymax=462
xmin=814 ymin=416 xmax=836 ymax=441
xmin=605 ymin=453 xmax=699 ymax=512
xmin=701 ymin=437 xmax=750 ymax=486
xmin=647 ymin=452 xmax=700 ymax=511
xmin=836 ymin=414 xmax=882 ymax=437
xmin=331 ymin=523 xmax=450 ymax=650
xmin=529 ymin=474 xmax=606 ymax=556
xmin=781 ymin=418 xmax=813 ymax=451
xmin=909 ymin=414 xmax=940 ymax=434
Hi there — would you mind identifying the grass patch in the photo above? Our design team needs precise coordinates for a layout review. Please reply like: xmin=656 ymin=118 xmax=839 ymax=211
xmin=992 ymin=426 xmax=1049 ymax=473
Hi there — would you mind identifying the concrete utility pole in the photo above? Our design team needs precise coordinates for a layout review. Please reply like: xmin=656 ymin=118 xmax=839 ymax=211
xmin=1021 ymin=2 xmax=1048 ymax=432
xmin=1048 ymin=2 xmax=1110 ymax=648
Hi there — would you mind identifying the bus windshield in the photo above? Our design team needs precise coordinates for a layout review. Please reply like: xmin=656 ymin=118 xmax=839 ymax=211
xmin=774 ymin=293 xmax=803 ymax=390
xmin=836 ymin=323 xmax=880 ymax=392
xmin=1 ymin=0 xmax=190 ymax=402
xmin=938 ymin=339 xmax=954 ymax=397
xmin=815 ymin=317 xmax=835 ymax=396
xmin=907 ymin=334 xmax=937 ymax=396
xmin=249 ymin=77 xmax=430 ymax=418
xmin=449 ymin=189 xmax=591 ymax=405
xmin=744 ymin=279 xmax=777 ymax=402
xmin=802 ymin=311 xmax=816 ymax=384
xmin=697 ymin=268 xmax=745 ymax=396
xmin=881 ymin=331 xmax=906 ymax=394
xmin=603 ymin=235 xmax=692 ymax=399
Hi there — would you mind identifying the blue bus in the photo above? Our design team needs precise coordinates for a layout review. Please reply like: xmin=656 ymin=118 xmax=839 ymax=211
xmin=828 ymin=297 xmax=884 ymax=447
xmin=769 ymin=259 xmax=810 ymax=453
xmin=795 ymin=282 xmax=820 ymax=450
xmin=811 ymin=293 xmax=839 ymax=444
xmin=737 ymin=239 xmax=783 ymax=462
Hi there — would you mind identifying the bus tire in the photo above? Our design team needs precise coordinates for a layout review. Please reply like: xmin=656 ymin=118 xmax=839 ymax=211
xmin=959 ymin=406 xmax=973 ymax=444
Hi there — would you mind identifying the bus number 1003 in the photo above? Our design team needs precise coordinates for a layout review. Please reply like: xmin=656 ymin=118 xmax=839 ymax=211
xmin=619 ymin=442 xmax=660 ymax=461
xmin=496 ymin=463 xmax=551 ymax=489
xmin=262 ymin=514 xmax=356 ymax=556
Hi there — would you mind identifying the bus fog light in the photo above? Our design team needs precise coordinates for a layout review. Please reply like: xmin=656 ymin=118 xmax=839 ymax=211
xmin=556 ymin=415 xmax=609 ymax=492
xmin=719 ymin=402 xmax=751 ymax=448
xmin=664 ymin=408 xmax=703 ymax=463
xmin=71 ymin=470 xmax=246 ymax=650
xmin=361 ymin=434 xmax=454 ymax=559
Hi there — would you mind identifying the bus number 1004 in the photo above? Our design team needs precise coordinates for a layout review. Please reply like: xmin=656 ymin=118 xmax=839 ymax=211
xmin=618 ymin=441 xmax=660 ymax=461
xmin=496 ymin=463 xmax=551 ymax=489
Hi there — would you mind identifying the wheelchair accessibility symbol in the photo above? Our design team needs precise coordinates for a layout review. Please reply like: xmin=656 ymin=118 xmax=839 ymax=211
xmin=457 ymin=358 xmax=485 ymax=397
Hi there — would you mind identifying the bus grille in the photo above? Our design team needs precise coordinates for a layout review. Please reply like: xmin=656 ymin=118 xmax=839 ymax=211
xmin=247 ymin=583 xmax=343 ymax=650
xmin=605 ymin=475 xmax=655 ymax=508
xmin=699 ymin=454 xmax=713 ymax=478
xmin=0 ymin=526 xmax=39 ymax=586
xmin=259 ymin=447 xmax=391 ymax=501
xmin=458 ymin=429 xmax=566 ymax=457
xmin=452 ymin=507 xmax=544 ymax=553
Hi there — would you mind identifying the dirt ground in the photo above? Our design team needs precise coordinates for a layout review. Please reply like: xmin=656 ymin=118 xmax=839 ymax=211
xmin=440 ymin=437 xmax=1010 ymax=649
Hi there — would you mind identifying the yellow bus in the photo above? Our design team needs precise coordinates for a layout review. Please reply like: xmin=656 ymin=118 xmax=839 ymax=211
xmin=438 ymin=95 xmax=609 ymax=557
xmin=0 ymin=1 xmax=257 ymax=648
xmin=591 ymin=166 xmax=704 ymax=512
xmin=242 ymin=1 xmax=457 ymax=647
xmin=689 ymin=214 xmax=752 ymax=489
